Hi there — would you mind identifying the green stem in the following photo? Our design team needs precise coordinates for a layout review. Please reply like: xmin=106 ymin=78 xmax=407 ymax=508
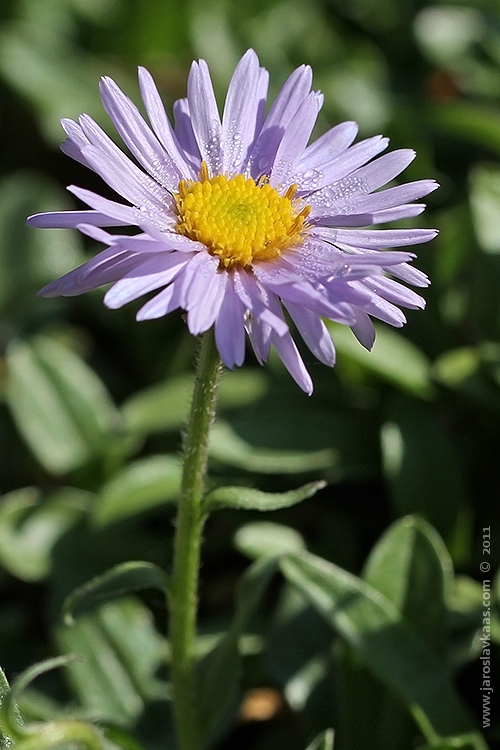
xmin=169 ymin=329 xmax=221 ymax=750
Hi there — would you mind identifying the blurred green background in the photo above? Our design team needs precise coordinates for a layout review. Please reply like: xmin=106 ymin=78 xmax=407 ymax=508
xmin=0 ymin=0 xmax=499 ymax=748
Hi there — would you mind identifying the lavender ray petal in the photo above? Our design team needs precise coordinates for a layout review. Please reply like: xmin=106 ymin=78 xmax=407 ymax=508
xmin=389 ymin=262 xmax=429 ymax=287
xmin=285 ymin=301 xmax=336 ymax=366
xmin=187 ymin=59 xmax=222 ymax=175
xmin=299 ymin=136 xmax=389 ymax=197
xmin=99 ymin=75 xmax=186 ymax=189
xmin=222 ymin=49 xmax=264 ymax=175
xmin=297 ymin=121 xmax=358 ymax=170
xmin=185 ymin=257 xmax=226 ymax=335
xmin=66 ymin=186 xmax=151 ymax=227
xmin=270 ymin=92 xmax=321 ymax=187
xmin=365 ymin=276 xmax=426 ymax=309
xmin=349 ymin=149 xmax=417 ymax=192
xmin=350 ymin=309 xmax=376 ymax=349
xmin=136 ymin=277 xmax=183 ymax=320
xmin=173 ymin=98 xmax=202 ymax=168
xmin=215 ymin=275 xmax=246 ymax=368
xmin=233 ymin=269 xmax=289 ymax=337
xmin=38 ymin=247 xmax=143 ymax=297
xmin=104 ymin=253 xmax=191 ymax=308
xmin=27 ymin=210 xmax=130 ymax=229
xmin=271 ymin=327 xmax=314 ymax=394
xmin=248 ymin=64 xmax=313 ymax=179
xmin=137 ymin=67 xmax=196 ymax=178
xmin=315 ymin=227 xmax=438 ymax=249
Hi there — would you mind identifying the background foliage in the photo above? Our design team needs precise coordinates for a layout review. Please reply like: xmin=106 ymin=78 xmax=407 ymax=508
xmin=0 ymin=0 xmax=499 ymax=748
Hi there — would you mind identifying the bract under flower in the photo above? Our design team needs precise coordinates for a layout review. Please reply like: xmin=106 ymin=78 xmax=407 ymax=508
xmin=27 ymin=49 xmax=438 ymax=394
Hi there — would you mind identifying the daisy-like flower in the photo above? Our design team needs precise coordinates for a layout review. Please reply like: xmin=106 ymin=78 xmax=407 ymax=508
xmin=28 ymin=49 xmax=437 ymax=394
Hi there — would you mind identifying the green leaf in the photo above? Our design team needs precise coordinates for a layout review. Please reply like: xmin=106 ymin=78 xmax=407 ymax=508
xmin=198 ymin=558 xmax=277 ymax=739
xmin=93 ymin=456 xmax=182 ymax=527
xmin=470 ymin=164 xmax=500 ymax=254
xmin=209 ymin=421 xmax=336 ymax=473
xmin=380 ymin=398 xmax=467 ymax=537
xmin=363 ymin=516 xmax=453 ymax=656
xmin=280 ymin=549 xmax=475 ymax=737
xmin=0 ymin=667 xmax=14 ymax=749
xmin=63 ymin=561 xmax=169 ymax=625
xmin=305 ymin=729 xmax=335 ymax=750
xmin=122 ymin=370 xmax=267 ymax=436
xmin=57 ymin=598 xmax=168 ymax=726
xmin=0 ymin=488 xmax=90 ymax=581
xmin=430 ymin=101 xmax=500 ymax=157
xmin=204 ymin=480 xmax=326 ymax=512
xmin=327 ymin=322 xmax=434 ymax=399
xmin=234 ymin=522 xmax=306 ymax=560
xmin=6 ymin=336 xmax=125 ymax=475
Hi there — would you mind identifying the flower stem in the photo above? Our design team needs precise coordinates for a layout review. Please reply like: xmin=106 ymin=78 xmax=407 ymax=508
xmin=169 ymin=329 xmax=221 ymax=750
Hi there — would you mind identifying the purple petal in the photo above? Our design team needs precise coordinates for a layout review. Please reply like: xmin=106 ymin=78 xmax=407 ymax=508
xmin=215 ymin=275 xmax=246 ymax=368
xmin=302 ymin=136 xmax=389 ymax=200
xmin=248 ymin=64 xmax=313 ymax=179
xmin=27 ymin=210 xmax=130 ymax=229
xmin=233 ymin=269 xmax=289 ymax=337
xmin=222 ymin=49 xmax=266 ymax=175
xmin=185 ymin=256 xmax=226 ymax=334
xmin=104 ymin=253 xmax=191 ymax=308
xmin=136 ymin=280 xmax=183 ymax=321
xmin=270 ymin=92 xmax=321 ymax=187
xmin=173 ymin=98 xmax=202 ymax=168
xmin=67 ymin=186 xmax=156 ymax=227
xmin=316 ymin=227 xmax=438 ymax=249
xmin=298 ymin=121 xmax=359 ymax=170
xmin=285 ymin=301 xmax=336 ymax=366
xmin=99 ymin=75 xmax=186 ymax=189
xmin=350 ymin=309 xmax=376 ymax=349
xmin=138 ymin=67 xmax=196 ymax=178
xmin=187 ymin=59 xmax=222 ymax=175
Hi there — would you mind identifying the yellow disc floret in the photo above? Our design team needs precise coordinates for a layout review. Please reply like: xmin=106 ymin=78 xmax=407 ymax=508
xmin=174 ymin=162 xmax=311 ymax=268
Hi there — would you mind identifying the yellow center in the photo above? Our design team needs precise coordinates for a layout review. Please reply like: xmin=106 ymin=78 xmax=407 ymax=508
xmin=174 ymin=163 xmax=311 ymax=268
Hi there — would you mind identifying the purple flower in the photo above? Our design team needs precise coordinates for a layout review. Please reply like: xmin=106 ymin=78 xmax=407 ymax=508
xmin=27 ymin=49 xmax=437 ymax=394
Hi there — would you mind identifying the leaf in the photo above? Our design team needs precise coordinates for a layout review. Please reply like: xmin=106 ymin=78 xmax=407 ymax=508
xmin=280 ymin=549 xmax=475 ymax=737
xmin=327 ymin=322 xmax=434 ymax=399
xmin=57 ymin=598 xmax=168 ymax=726
xmin=305 ymin=729 xmax=335 ymax=750
xmin=93 ymin=456 xmax=182 ymax=527
xmin=430 ymin=101 xmax=500 ymax=157
xmin=5 ymin=336 xmax=124 ymax=475
xmin=363 ymin=516 xmax=453 ymax=656
xmin=470 ymin=164 xmax=500 ymax=254
xmin=122 ymin=370 xmax=267 ymax=436
xmin=380 ymin=398 xmax=467 ymax=537
xmin=209 ymin=421 xmax=336 ymax=473
xmin=0 ymin=667 xmax=14 ymax=749
xmin=0 ymin=488 xmax=90 ymax=581
xmin=63 ymin=561 xmax=169 ymax=625
xmin=197 ymin=558 xmax=277 ymax=739
xmin=204 ymin=480 xmax=326 ymax=512
xmin=234 ymin=522 xmax=306 ymax=560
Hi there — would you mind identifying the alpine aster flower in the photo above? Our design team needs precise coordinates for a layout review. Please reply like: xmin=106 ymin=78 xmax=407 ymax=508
xmin=28 ymin=49 xmax=437 ymax=394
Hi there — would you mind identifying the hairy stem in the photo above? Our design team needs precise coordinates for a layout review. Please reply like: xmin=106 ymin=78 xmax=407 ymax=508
xmin=169 ymin=329 xmax=220 ymax=750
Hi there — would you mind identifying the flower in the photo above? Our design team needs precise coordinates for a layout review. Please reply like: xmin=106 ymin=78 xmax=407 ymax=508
xmin=28 ymin=49 xmax=437 ymax=394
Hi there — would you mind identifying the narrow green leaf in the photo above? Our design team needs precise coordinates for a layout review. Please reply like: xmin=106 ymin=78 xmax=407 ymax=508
xmin=198 ymin=558 xmax=277 ymax=739
xmin=93 ymin=456 xmax=182 ymax=527
xmin=0 ymin=488 xmax=90 ymax=581
xmin=6 ymin=336 xmax=124 ymax=474
xmin=305 ymin=729 xmax=335 ymax=750
xmin=281 ymin=550 xmax=475 ymax=737
xmin=57 ymin=598 xmax=168 ymax=726
xmin=209 ymin=421 xmax=336 ymax=473
xmin=0 ymin=667 xmax=14 ymax=749
xmin=234 ymin=522 xmax=306 ymax=560
xmin=327 ymin=322 xmax=433 ymax=399
xmin=63 ymin=561 xmax=169 ymax=625
xmin=205 ymin=480 xmax=326 ymax=512
xmin=363 ymin=516 xmax=453 ymax=656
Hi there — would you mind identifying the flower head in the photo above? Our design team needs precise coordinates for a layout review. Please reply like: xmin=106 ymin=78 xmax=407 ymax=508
xmin=28 ymin=49 xmax=437 ymax=393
